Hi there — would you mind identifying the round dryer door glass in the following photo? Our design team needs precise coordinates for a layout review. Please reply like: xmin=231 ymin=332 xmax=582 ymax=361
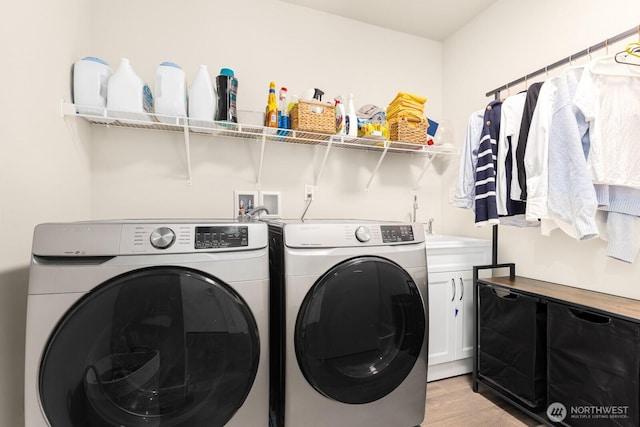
xmin=295 ymin=256 xmax=426 ymax=404
xmin=38 ymin=266 xmax=260 ymax=427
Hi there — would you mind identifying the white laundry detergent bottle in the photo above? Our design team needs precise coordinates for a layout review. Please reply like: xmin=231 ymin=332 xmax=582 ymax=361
xmin=72 ymin=56 xmax=112 ymax=117
xmin=107 ymin=58 xmax=154 ymax=123
xmin=345 ymin=93 xmax=358 ymax=138
xmin=334 ymin=96 xmax=346 ymax=135
xmin=188 ymin=65 xmax=216 ymax=131
xmin=155 ymin=61 xmax=187 ymax=124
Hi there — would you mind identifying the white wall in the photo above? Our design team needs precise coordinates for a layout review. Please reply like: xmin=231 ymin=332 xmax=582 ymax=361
xmin=442 ymin=0 xmax=640 ymax=298
xmin=0 ymin=0 xmax=93 ymax=425
xmin=88 ymin=0 xmax=444 ymax=224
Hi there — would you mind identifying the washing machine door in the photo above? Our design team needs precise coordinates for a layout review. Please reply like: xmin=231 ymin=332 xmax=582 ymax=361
xmin=295 ymin=256 xmax=425 ymax=404
xmin=38 ymin=266 xmax=260 ymax=427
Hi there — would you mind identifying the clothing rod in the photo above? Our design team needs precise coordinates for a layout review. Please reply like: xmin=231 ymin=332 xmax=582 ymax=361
xmin=486 ymin=24 xmax=640 ymax=97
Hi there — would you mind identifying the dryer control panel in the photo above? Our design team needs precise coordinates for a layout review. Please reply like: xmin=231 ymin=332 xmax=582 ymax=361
xmin=281 ymin=221 xmax=425 ymax=248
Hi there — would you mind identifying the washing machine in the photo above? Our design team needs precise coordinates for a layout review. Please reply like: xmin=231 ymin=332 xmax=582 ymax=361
xmin=24 ymin=220 xmax=269 ymax=427
xmin=268 ymin=220 xmax=429 ymax=427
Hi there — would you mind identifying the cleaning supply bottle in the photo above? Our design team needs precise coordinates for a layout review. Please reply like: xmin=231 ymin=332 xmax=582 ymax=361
xmin=188 ymin=65 xmax=215 ymax=130
xmin=334 ymin=96 xmax=346 ymax=135
xmin=345 ymin=93 xmax=358 ymax=137
xmin=215 ymin=67 xmax=238 ymax=122
xmin=155 ymin=61 xmax=187 ymax=124
xmin=107 ymin=58 xmax=154 ymax=123
xmin=265 ymin=81 xmax=278 ymax=128
xmin=287 ymin=95 xmax=299 ymax=115
xmin=278 ymin=87 xmax=289 ymax=130
xmin=72 ymin=56 xmax=112 ymax=116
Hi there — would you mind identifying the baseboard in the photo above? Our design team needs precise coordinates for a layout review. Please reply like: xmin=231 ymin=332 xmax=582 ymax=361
xmin=427 ymin=358 xmax=472 ymax=382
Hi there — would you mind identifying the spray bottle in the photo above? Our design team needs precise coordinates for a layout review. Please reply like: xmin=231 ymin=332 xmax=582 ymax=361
xmin=278 ymin=86 xmax=289 ymax=130
xmin=334 ymin=96 xmax=346 ymax=135
xmin=345 ymin=93 xmax=358 ymax=137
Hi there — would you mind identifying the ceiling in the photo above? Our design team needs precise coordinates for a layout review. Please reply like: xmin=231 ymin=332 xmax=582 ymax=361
xmin=279 ymin=0 xmax=499 ymax=41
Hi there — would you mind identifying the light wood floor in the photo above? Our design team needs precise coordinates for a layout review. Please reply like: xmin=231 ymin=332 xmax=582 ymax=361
xmin=422 ymin=375 xmax=544 ymax=426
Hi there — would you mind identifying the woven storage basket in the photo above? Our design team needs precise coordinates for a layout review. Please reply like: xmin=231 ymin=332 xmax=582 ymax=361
xmin=389 ymin=118 xmax=428 ymax=144
xmin=290 ymin=100 xmax=336 ymax=134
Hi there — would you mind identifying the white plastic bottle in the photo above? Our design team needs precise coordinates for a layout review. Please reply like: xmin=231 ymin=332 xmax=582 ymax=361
xmin=155 ymin=62 xmax=187 ymax=124
xmin=72 ymin=56 xmax=112 ymax=117
xmin=345 ymin=93 xmax=358 ymax=138
xmin=107 ymin=58 xmax=154 ymax=123
xmin=188 ymin=65 xmax=215 ymax=131
xmin=334 ymin=96 xmax=346 ymax=135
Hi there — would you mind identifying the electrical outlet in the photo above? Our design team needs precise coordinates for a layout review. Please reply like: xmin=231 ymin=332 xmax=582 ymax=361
xmin=304 ymin=185 xmax=315 ymax=201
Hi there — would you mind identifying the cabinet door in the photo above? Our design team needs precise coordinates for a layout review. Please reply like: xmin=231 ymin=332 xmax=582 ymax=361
xmin=427 ymin=272 xmax=456 ymax=366
xmin=455 ymin=270 xmax=475 ymax=360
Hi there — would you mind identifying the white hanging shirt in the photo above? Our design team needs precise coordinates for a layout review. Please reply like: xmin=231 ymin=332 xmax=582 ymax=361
xmin=573 ymin=57 xmax=640 ymax=189
xmin=496 ymin=92 xmax=526 ymax=215
xmin=524 ymin=78 xmax=559 ymax=222
xmin=453 ymin=110 xmax=485 ymax=210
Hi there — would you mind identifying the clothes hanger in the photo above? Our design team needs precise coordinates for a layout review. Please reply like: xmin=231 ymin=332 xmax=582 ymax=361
xmin=625 ymin=42 xmax=640 ymax=59
xmin=614 ymin=36 xmax=640 ymax=66
xmin=614 ymin=27 xmax=640 ymax=65
xmin=615 ymin=46 xmax=640 ymax=66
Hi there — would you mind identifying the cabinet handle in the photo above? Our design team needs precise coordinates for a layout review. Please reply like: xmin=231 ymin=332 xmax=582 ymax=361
xmin=492 ymin=288 xmax=519 ymax=300
xmin=459 ymin=277 xmax=464 ymax=301
xmin=569 ymin=308 xmax=611 ymax=325
xmin=451 ymin=278 xmax=456 ymax=301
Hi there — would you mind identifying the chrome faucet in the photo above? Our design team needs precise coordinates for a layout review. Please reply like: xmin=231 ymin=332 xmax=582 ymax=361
xmin=243 ymin=206 xmax=270 ymax=222
xmin=426 ymin=218 xmax=434 ymax=235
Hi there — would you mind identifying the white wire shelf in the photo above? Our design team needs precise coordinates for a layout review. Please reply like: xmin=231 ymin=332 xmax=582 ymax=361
xmin=62 ymin=102 xmax=459 ymax=188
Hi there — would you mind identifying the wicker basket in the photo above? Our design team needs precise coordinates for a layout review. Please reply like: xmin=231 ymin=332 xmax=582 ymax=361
xmin=290 ymin=100 xmax=336 ymax=134
xmin=389 ymin=118 xmax=428 ymax=144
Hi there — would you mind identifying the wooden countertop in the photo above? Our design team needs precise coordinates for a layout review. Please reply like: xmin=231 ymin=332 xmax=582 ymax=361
xmin=479 ymin=276 xmax=640 ymax=322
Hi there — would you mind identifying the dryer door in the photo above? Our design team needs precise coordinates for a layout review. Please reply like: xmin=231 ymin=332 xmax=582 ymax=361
xmin=39 ymin=266 xmax=260 ymax=427
xmin=295 ymin=256 xmax=426 ymax=404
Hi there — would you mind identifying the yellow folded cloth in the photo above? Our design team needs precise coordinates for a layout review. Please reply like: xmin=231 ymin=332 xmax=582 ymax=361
xmin=387 ymin=98 xmax=424 ymax=112
xmin=390 ymin=92 xmax=427 ymax=105
xmin=387 ymin=104 xmax=423 ymax=120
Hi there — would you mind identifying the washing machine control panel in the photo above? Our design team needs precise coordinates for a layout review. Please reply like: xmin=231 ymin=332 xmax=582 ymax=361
xmin=114 ymin=223 xmax=264 ymax=254
xmin=380 ymin=225 xmax=415 ymax=243
xmin=194 ymin=226 xmax=248 ymax=249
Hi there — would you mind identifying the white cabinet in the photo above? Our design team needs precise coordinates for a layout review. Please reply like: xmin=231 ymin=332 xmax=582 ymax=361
xmin=425 ymin=235 xmax=491 ymax=382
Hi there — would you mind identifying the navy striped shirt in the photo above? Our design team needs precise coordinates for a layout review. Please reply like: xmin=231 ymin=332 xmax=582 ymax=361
xmin=475 ymin=100 xmax=502 ymax=226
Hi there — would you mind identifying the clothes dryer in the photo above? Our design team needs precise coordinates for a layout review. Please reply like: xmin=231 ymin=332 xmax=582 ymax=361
xmin=25 ymin=220 xmax=269 ymax=427
xmin=268 ymin=220 xmax=429 ymax=427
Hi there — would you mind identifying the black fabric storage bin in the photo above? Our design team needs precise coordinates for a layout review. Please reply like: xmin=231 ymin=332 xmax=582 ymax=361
xmin=548 ymin=302 xmax=640 ymax=427
xmin=479 ymin=285 xmax=547 ymax=409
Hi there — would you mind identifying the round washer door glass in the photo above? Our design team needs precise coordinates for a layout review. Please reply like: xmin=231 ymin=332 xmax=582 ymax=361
xmin=295 ymin=256 xmax=425 ymax=404
xmin=39 ymin=266 xmax=260 ymax=427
